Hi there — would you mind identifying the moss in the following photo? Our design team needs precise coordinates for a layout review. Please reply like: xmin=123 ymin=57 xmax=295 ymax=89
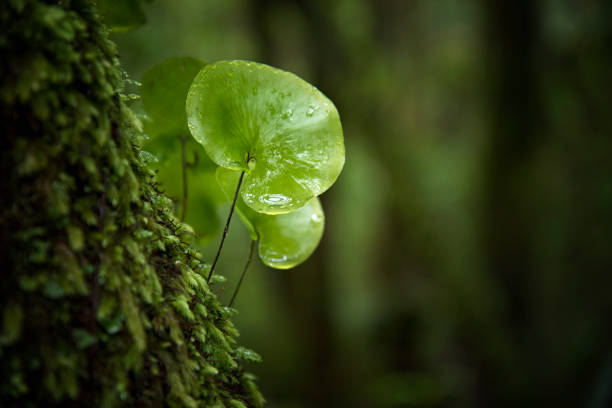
xmin=0 ymin=0 xmax=262 ymax=406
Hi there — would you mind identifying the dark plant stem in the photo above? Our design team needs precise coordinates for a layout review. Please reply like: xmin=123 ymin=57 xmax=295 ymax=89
xmin=180 ymin=137 xmax=188 ymax=222
xmin=229 ymin=238 xmax=256 ymax=307
xmin=207 ymin=170 xmax=245 ymax=282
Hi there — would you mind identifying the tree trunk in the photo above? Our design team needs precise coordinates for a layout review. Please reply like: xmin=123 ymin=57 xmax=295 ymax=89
xmin=0 ymin=1 xmax=262 ymax=407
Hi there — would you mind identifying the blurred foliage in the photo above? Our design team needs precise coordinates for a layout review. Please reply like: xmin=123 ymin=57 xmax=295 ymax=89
xmin=113 ymin=0 xmax=612 ymax=407
xmin=98 ymin=0 xmax=149 ymax=32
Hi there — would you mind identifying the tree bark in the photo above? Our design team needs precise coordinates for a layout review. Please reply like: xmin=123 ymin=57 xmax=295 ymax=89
xmin=0 ymin=1 xmax=262 ymax=407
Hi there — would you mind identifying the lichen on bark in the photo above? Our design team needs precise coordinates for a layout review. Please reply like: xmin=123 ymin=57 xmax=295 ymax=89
xmin=0 ymin=1 xmax=263 ymax=407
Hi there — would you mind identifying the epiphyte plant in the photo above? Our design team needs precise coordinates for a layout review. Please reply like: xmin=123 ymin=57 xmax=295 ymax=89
xmin=186 ymin=60 xmax=345 ymax=289
xmin=217 ymin=168 xmax=325 ymax=306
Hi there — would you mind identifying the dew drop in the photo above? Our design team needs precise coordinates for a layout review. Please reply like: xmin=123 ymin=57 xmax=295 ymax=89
xmin=311 ymin=213 xmax=323 ymax=223
xmin=269 ymin=255 xmax=288 ymax=263
xmin=306 ymin=105 xmax=318 ymax=117
xmin=281 ymin=108 xmax=293 ymax=120
xmin=260 ymin=194 xmax=291 ymax=206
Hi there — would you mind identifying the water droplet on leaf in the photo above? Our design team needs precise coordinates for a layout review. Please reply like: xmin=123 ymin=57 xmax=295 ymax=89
xmin=281 ymin=108 xmax=293 ymax=120
xmin=260 ymin=194 xmax=291 ymax=206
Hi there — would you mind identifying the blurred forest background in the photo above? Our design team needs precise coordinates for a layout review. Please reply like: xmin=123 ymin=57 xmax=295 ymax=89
xmin=112 ymin=0 xmax=612 ymax=407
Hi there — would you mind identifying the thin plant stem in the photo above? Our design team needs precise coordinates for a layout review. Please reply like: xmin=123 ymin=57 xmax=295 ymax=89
xmin=180 ymin=137 xmax=188 ymax=222
xmin=207 ymin=170 xmax=245 ymax=282
xmin=229 ymin=238 xmax=256 ymax=307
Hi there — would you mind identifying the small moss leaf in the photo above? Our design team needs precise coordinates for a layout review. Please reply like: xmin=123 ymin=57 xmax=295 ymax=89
xmin=217 ymin=167 xmax=325 ymax=269
xmin=187 ymin=60 xmax=344 ymax=214
xmin=141 ymin=57 xmax=206 ymax=139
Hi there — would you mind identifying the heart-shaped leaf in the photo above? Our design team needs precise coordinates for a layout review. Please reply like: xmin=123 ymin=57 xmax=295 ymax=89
xmin=216 ymin=168 xmax=325 ymax=269
xmin=141 ymin=57 xmax=205 ymax=139
xmin=187 ymin=60 xmax=344 ymax=214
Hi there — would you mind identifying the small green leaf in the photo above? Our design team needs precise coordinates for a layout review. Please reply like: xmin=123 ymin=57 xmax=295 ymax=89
xmin=217 ymin=168 xmax=325 ymax=269
xmin=235 ymin=346 xmax=263 ymax=363
xmin=141 ymin=57 xmax=206 ymax=139
xmin=152 ymin=143 xmax=224 ymax=243
xmin=187 ymin=60 xmax=344 ymax=214
xmin=97 ymin=0 xmax=147 ymax=33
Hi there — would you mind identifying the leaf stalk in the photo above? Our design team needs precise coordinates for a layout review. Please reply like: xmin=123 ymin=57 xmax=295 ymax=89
xmin=207 ymin=170 xmax=245 ymax=282
xmin=229 ymin=238 xmax=256 ymax=307
xmin=180 ymin=137 xmax=188 ymax=222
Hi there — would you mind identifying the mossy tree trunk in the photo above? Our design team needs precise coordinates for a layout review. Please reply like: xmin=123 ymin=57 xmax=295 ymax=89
xmin=0 ymin=1 xmax=262 ymax=407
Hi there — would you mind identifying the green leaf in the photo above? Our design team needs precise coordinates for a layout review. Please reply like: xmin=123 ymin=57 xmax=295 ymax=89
xmin=187 ymin=60 xmax=344 ymax=214
xmin=234 ymin=346 xmax=263 ymax=363
xmin=97 ymin=0 xmax=147 ymax=33
xmin=216 ymin=168 xmax=324 ymax=269
xmin=141 ymin=57 xmax=206 ymax=140
xmin=140 ymin=57 xmax=223 ymax=242
xmin=152 ymin=141 xmax=224 ymax=243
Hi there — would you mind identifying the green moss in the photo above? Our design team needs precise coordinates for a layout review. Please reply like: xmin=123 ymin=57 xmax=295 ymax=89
xmin=0 ymin=0 xmax=263 ymax=406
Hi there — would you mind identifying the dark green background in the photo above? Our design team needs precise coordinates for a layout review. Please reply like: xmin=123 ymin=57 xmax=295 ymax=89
xmin=113 ymin=1 xmax=612 ymax=407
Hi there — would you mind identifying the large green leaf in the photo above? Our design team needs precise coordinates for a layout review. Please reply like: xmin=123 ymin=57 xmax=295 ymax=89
xmin=187 ymin=60 xmax=344 ymax=214
xmin=216 ymin=168 xmax=325 ymax=269
xmin=141 ymin=57 xmax=205 ymax=139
